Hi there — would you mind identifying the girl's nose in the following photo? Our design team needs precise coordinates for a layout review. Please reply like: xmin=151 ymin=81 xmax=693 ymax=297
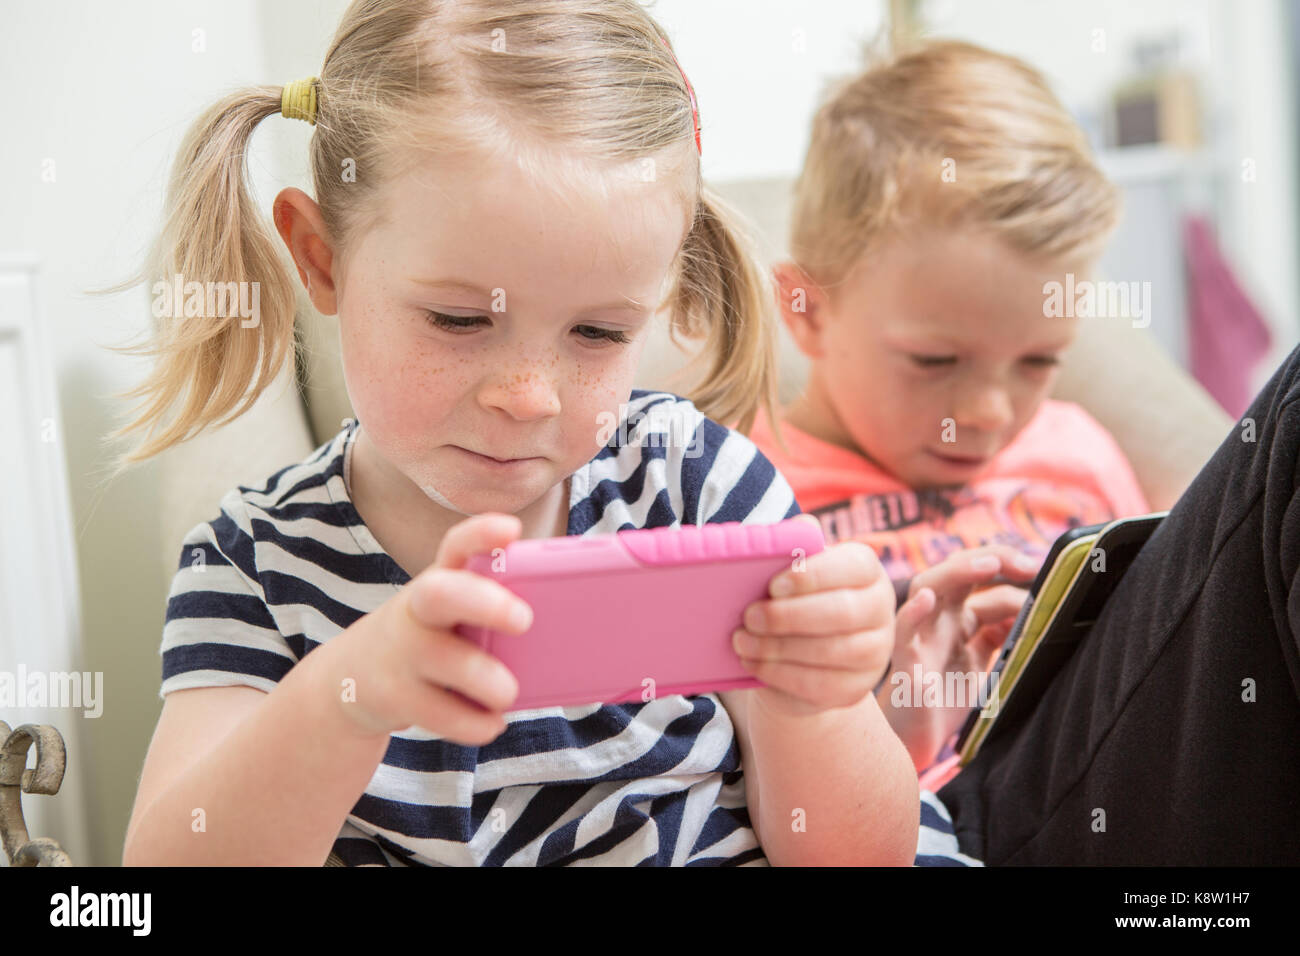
xmin=479 ymin=364 xmax=562 ymax=420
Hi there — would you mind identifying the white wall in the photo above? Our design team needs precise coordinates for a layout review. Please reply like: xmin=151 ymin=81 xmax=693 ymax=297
xmin=645 ymin=0 xmax=889 ymax=180
xmin=0 ymin=0 xmax=277 ymax=866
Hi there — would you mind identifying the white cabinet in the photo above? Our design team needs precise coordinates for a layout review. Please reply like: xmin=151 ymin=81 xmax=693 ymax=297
xmin=1096 ymin=145 xmax=1226 ymax=371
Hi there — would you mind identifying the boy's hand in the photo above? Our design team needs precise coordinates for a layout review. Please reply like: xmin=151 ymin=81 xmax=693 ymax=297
xmin=877 ymin=545 xmax=1038 ymax=768
xmin=731 ymin=514 xmax=894 ymax=719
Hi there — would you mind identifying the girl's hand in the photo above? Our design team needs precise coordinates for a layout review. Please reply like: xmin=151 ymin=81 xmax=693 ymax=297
xmin=878 ymin=545 xmax=1037 ymax=768
xmin=732 ymin=514 xmax=895 ymax=719
xmin=319 ymin=513 xmax=532 ymax=745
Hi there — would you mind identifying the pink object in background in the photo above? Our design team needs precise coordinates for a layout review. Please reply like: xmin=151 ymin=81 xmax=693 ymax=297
xmin=918 ymin=752 xmax=962 ymax=792
xmin=1184 ymin=214 xmax=1272 ymax=419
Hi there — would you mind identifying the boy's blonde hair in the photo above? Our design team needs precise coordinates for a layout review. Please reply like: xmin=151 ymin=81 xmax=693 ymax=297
xmin=97 ymin=0 xmax=781 ymax=473
xmin=790 ymin=37 xmax=1123 ymax=306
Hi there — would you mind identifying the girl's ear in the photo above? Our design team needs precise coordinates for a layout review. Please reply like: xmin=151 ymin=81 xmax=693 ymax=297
xmin=273 ymin=187 xmax=339 ymax=316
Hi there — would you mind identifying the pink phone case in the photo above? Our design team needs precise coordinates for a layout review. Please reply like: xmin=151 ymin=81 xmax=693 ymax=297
xmin=453 ymin=517 xmax=825 ymax=710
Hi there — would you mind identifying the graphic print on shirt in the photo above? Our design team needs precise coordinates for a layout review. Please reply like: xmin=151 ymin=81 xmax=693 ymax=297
xmin=809 ymin=477 xmax=1116 ymax=605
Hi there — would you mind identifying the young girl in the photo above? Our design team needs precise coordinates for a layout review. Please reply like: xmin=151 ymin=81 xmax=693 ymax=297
xmin=111 ymin=0 xmax=974 ymax=866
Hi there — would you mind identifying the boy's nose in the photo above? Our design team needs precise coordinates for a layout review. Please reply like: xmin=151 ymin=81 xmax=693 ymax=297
xmin=953 ymin=385 xmax=1015 ymax=433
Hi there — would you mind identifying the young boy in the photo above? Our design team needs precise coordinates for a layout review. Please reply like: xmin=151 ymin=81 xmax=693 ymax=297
xmin=746 ymin=39 xmax=1151 ymax=788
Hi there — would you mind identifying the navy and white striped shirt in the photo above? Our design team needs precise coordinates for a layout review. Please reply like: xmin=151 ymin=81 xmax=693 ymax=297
xmin=160 ymin=389 xmax=979 ymax=866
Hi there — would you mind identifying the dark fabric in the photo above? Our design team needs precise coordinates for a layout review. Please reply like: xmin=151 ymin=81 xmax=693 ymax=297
xmin=938 ymin=343 xmax=1300 ymax=864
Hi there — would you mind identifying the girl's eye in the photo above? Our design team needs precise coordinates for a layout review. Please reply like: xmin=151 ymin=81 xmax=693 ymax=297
xmin=425 ymin=311 xmax=484 ymax=332
xmin=1022 ymin=356 xmax=1060 ymax=368
xmin=575 ymin=325 xmax=632 ymax=344
xmin=423 ymin=311 xmax=631 ymax=344
xmin=909 ymin=354 xmax=957 ymax=369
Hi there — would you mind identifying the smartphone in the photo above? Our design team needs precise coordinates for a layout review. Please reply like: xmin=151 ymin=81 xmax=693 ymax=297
xmin=980 ymin=512 xmax=1167 ymax=740
xmin=452 ymin=517 xmax=825 ymax=710
xmin=955 ymin=512 xmax=1168 ymax=762
xmin=953 ymin=522 xmax=1104 ymax=755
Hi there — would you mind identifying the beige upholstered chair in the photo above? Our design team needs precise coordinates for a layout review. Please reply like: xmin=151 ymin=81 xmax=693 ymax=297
xmin=156 ymin=175 xmax=1233 ymax=590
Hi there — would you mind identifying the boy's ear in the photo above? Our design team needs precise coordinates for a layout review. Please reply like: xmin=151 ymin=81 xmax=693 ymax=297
xmin=771 ymin=261 xmax=828 ymax=359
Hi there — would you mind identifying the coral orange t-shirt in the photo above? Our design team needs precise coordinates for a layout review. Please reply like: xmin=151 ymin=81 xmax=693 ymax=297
xmin=748 ymin=398 xmax=1151 ymax=793
xmin=747 ymin=399 xmax=1151 ymax=607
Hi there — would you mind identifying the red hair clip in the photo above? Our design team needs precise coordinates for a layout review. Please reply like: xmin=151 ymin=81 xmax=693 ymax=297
xmin=661 ymin=37 xmax=701 ymax=156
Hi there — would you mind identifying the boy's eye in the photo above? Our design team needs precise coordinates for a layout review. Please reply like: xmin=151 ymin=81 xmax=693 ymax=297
xmin=423 ymin=311 xmax=631 ymax=344
xmin=1022 ymin=355 xmax=1060 ymax=368
xmin=909 ymin=353 xmax=957 ymax=368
